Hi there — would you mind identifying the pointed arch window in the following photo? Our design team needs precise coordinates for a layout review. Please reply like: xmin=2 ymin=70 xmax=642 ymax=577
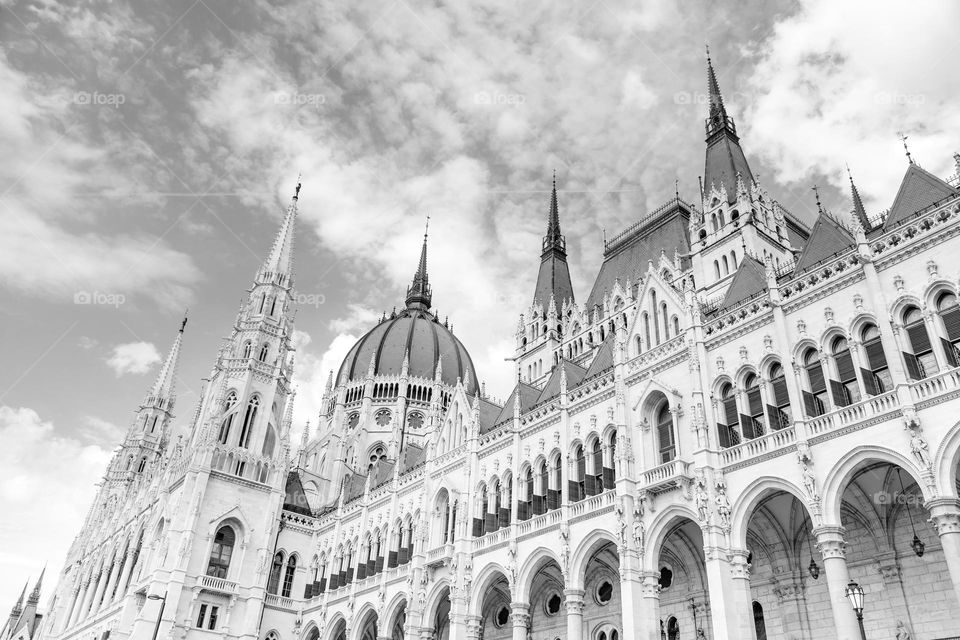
xmin=519 ymin=467 xmax=534 ymax=520
xmin=902 ymin=307 xmax=937 ymax=380
xmin=661 ymin=304 xmax=669 ymax=343
xmin=830 ymin=337 xmax=860 ymax=407
xmin=238 ymin=396 xmax=260 ymax=449
xmin=262 ymin=426 xmax=277 ymax=457
xmin=533 ymin=461 xmax=547 ymax=516
xmin=801 ymin=349 xmax=828 ymax=417
xmin=267 ymin=552 xmax=284 ymax=594
xmin=206 ymin=526 xmax=235 ymax=579
xmin=218 ymin=392 xmax=238 ymax=445
xmin=570 ymin=444 xmax=586 ymax=502
xmin=137 ymin=457 xmax=147 ymax=473
xmin=259 ymin=343 xmax=269 ymax=362
xmin=936 ymin=292 xmax=960 ymax=366
xmin=270 ymin=296 xmax=278 ymax=316
xmin=281 ymin=555 xmax=297 ymax=597
xmin=548 ymin=457 xmax=562 ymax=510
xmin=766 ymin=363 xmax=792 ymax=430
xmin=590 ymin=440 xmax=604 ymax=494
xmin=714 ymin=260 xmax=721 ymax=280
xmin=861 ymin=324 xmax=892 ymax=393
xmin=656 ymin=402 xmax=676 ymax=463
xmin=242 ymin=341 xmax=253 ymax=359
xmin=740 ymin=373 xmax=766 ymax=439
xmin=716 ymin=382 xmax=740 ymax=448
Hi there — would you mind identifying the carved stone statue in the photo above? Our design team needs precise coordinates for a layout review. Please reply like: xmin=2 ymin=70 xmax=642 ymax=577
xmin=695 ymin=474 xmax=709 ymax=523
xmin=715 ymin=482 xmax=731 ymax=529
xmin=896 ymin=621 xmax=912 ymax=640
xmin=909 ymin=429 xmax=931 ymax=468
xmin=633 ymin=509 xmax=645 ymax=555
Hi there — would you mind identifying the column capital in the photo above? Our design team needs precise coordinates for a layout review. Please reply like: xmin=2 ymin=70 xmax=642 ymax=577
xmin=509 ymin=601 xmax=530 ymax=627
xmin=563 ymin=588 xmax=585 ymax=613
xmin=728 ymin=548 xmax=751 ymax=580
xmin=927 ymin=497 xmax=960 ymax=534
xmin=464 ymin=615 xmax=482 ymax=640
xmin=813 ymin=525 xmax=847 ymax=559
xmin=639 ymin=571 xmax=661 ymax=599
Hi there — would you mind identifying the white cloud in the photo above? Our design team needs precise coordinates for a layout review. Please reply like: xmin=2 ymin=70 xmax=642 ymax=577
xmin=291 ymin=331 xmax=357 ymax=439
xmin=746 ymin=0 xmax=960 ymax=211
xmin=0 ymin=406 xmax=113 ymax=610
xmin=79 ymin=416 xmax=126 ymax=445
xmin=106 ymin=341 xmax=161 ymax=376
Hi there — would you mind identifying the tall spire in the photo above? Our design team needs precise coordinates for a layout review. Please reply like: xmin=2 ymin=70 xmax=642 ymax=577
xmin=706 ymin=45 xmax=727 ymax=124
xmin=847 ymin=165 xmax=871 ymax=231
xmin=146 ymin=314 xmax=186 ymax=405
xmin=259 ymin=177 xmax=300 ymax=283
xmin=27 ymin=568 xmax=44 ymax=605
xmin=544 ymin=170 xmax=564 ymax=254
xmin=702 ymin=49 xmax=753 ymax=203
xmin=532 ymin=174 xmax=575 ymax=308
xmin=405 ymin=218 xmax=432 ymax=311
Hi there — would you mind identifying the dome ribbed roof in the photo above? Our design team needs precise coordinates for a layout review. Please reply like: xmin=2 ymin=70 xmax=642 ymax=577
xmin=336 ymin=307 xmax=477 ymax=394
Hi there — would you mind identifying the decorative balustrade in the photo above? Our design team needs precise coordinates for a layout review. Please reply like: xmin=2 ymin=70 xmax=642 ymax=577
xmin=198 ymin=575 xmax=238 ymax=594
xmin=472 ymin=526 xmax=512 ymax=552
xmin=806 ymin=390 xmax=899 ymax=438
xmin=911 ymin=367 xmax=960 ymax=403
xmin=569 ymin=489 xmax=615 ymax=518
xmin=264 ymin=594 xmax=296 ymax=610
xmin=641 ymin=459 xmax=693 ymax=494
xmin=720 ymin=427 xmax=796 ymax=467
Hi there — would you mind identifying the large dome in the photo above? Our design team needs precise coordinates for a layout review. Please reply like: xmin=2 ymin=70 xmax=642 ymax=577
xmin=337 ymin=307 xmax=478 ymax=394
xmin=336 ymin=232 xmax=478 ymax=394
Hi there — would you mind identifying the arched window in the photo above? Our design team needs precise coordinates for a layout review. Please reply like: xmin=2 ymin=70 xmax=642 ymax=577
xmin=801 ymin=349 xmax=827 ymax=417
xmin=730 ymin=250 xmax=738 ymax=270
xmin=861 ymin=324 xmax=892 ymax=392
xmin=259 ymin=343 xmax=269 ymax=362
xmin=651 ymin=290 xmax=660 ymax=345
xmin=902 ymin=307 xmax=937 ymax=380
xmin=711 ymin=213 xmax=718 ymax=232
xmin=534 ymin=460 xmax=548 ymax=515
xmin=722 ymin=255 xmax=729 ymax=275
xmin=667 ymin=617 xmax=679 ymax=640
xmin=830 ymin=337 xmax=860 ymax=407
xmin=588 ymin=440 xmax=603 ymax=495
xmin=281 ymin=555 xmax=297 ymax=597
xmin=262 ymin=426 xmax=276 ymax=458
xmin=270 ymin=296 xmax=278 ymax=316
xmin=218 ymin=392 xmax=238 ymax=444
xmin=741 ymin=373 xmax=766 ymax=439
xmin=717 ymin=382 xmax=740 ymax=448
xmin=672 ymin=315 xmax=680 ymax=337
xmin=661 ymin=304 xmax=669 ymax=342
xmin=238 ymin=397 xmax=260 ymax=449
xmin=548 ymin=458 xmax=561 ymax=510
xmin=473 ymin=485 xmax=489 ymax=536
xmin=572 ymin=444 xmax=586 ymax=501
xmin=753 ymin=601 xmax=768 ymax=640
xmin=714 ymin=260 xmax=721 ymax=280
xmin=643 ymin=312 xmax=651 ymax=349
xmin=937 ymin=292 xmax=960 ymax=365
xmin=656 ymin=402 xmax=675 ymax=463
xmin=206 ymin=526 xmax=235 ymax=578
xmin=520 ymin=467 xmax=534 ymax=520
xmin=767 ymin=363 xmax=791 ymax=430
xmin=137 ymin=457 xmax=147 ymax=473
xmin=242 ymin=341 xmax=252 ymax=359
xmin=267 ymin=552 xmax=284 ymax=594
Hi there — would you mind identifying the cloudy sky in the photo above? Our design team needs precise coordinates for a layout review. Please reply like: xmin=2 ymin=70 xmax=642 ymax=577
xmin=2 ymin=0 xmax=959 ymax=609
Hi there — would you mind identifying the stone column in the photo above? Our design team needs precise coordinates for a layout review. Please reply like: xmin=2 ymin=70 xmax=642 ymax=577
xmin=638 ymin=572 xmax=662 ymax=640
xmin=564 ymin=589 xmax=584 ymax=640
xmin=115 ymin=549 xmax=137 ymax=601
xmin=464 ymin=615 xmax=482 ymax=640
xmin=772 ymin=576 xmax=812 ymax=639
xmin=101 ymin=556 xmax=124 ymax=608
xmin=927 ymin=497 xmax=960 ymax=606
xmin=728 ymin=549 xmax=758 ymax=640
xmin=702 ymin=543 xmax=755 ymax=640
xmin=77 ymin=573 xmax=98 ymax=622
xmin=814 ymin=526 xmax=861 ymax=640
xmin=60 ymin=583 xmax=82 ymax=632
xmin=509 ymin=602 xmax=529 ymax=640
xmin=68 ymin=576 xmax=90 ymax=627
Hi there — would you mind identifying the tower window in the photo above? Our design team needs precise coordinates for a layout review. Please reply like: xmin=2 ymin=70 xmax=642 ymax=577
xmin=281 ymin=555 xmax=297 ymax=597
xmin=238 ymin=396 xmax=260 ymax=449
xmin=259 ymin=344 xmax=269 ymax=362
xmin=206 ymin=526 xmax=235 ymax=579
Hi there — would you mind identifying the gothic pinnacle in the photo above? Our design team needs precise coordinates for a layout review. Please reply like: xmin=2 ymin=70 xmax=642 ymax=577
xmin=260 ymin=176 xmax=301 ymax=281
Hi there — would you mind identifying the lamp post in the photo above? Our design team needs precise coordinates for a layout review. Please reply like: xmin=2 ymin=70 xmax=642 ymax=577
xmin=147 ymin=593 xmax=166 ymax=640
xmin=844 ymin=581 xmax=866 ymax=640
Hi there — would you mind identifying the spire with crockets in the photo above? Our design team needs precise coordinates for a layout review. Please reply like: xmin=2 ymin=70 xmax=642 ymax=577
xmin=405 ymin=218 xmax=432 ymax=311
xmin=703 ymin=47 xmax=754 ymax=203
xmin=257 ymin=177 xmax=300 ymax=288
xmin=532 ymin=172 xmax=575 ymax=308
xmin=847 ymin=165 xmax=872 ymax=232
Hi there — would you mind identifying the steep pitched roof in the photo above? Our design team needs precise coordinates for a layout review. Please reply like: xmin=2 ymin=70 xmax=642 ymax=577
xmin=399 ymin=442 xmax=426 ymax=471
xmin=283 ymin=471 xmax=313 ymax=516
xmin=492 ymin=381 xmax=541 ymax=427
xmin=586 ymin=200 xmax=692 ymax=311
xmin=536 ymin=360 xmax=587 ymax=406
xmin=793 ymin=212 xmax=856 ymax=274
xmin=703 ymin=52 xmax=754 ymax=204
xmin=883 ymin=163 xmax=957 ymax=230
xmin=719 ymin=255 xmax=768 ymax=310
xmin=478 ymin=397 xmax=504 ymax=434
xmin=583 ymin=335 xmax=615 ymax=379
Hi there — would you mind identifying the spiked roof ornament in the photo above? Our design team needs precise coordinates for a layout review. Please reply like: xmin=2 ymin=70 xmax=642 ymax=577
xmin=706 ymin=45 xmax=727 ymax=122
xmin=259 ymin=177 xmax=301 ymax=283
xmin=27 ymin=568 xmax=44 ymax=605
xmin=145 ymin=315 xmax=186 ymax=406
xmin=405 ymin=217 xmax=432 ymax=311
xmin=847 ymin=165 xmax=871 ymax=232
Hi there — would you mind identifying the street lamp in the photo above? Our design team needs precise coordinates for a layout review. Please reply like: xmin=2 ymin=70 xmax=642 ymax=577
xmin=147 ymin=593 xmax=166 ymax=640
xmin=844 ymin=581 xmax=866 ymax=640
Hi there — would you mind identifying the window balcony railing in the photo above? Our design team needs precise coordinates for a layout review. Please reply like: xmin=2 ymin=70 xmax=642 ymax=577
xmin=641 ymin=459 xmax=693 ymax=494
xmin=720 ymin=426 xmax=797 ymax=467
xmin=806 ymin=389 xmax=899 ymax=438
xmin=264 ymin=594 xmax=297 ymax=610
xmin=198 ymin=575 xmax=238 ymax=595
xmin=910 ymin=365 xmax=960 ymax=403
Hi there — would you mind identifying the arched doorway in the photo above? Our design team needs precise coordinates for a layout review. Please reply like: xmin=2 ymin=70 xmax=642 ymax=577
xmin=430 ymin=586 xmax=452 ymax=640
xmin=477 ymin=570 xmax=511 ymax=640
xmin=355 ymin=610 xmax=377 ymax=640
xmin=581 ymin=538 xmax=621 ymax=635
xmin=657 ymin=518 xmax=709 ymax=637
xmin=527 ymin=558 xmax=565 ymax=639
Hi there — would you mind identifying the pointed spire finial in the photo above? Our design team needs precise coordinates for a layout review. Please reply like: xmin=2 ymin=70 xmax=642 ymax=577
xmin=812 ymin=185 xmax=824 ymax=215
xmin=180 ymin=310 xmax=188 ymax=333
xmin=846 ymin=164 xmax=871 ymax=232
xmin=27 ymin=567 xmax=44 ymax=604
xmin=147 ymin=318 xmax=185 ymax=404
xmin=706 ymin=44 xmax=727 ymax=122
xmin=898 ymin=131 xmax=914 ymax=164
xmin=294 ymin=172 xmax=302 ymax=199
xmin=405 ymin=219 xmax=432 ymax=311
xmin=259 ymin=176 xmax=300 ymax=281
